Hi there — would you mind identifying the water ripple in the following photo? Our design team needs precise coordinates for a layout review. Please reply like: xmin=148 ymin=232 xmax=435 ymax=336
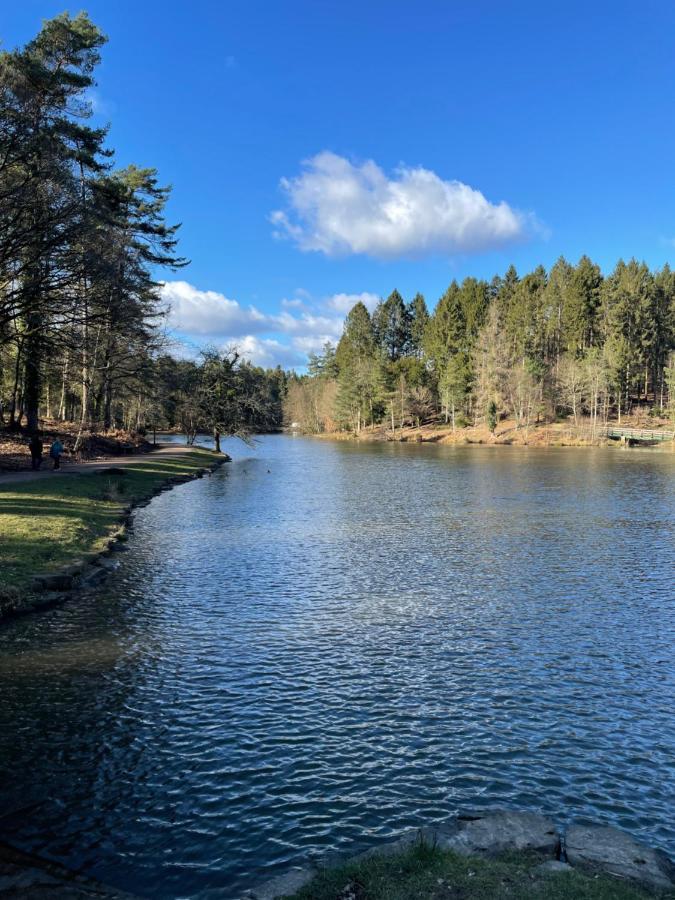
xmin=0 ymin=437 xmax=674 ymax=899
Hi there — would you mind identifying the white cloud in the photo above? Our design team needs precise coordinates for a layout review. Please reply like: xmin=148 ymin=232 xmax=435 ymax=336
xmin=232 ymin=336 xmax=305 ymax=368
xmin=290 ymin=334 xmax=338 ymax=356
xmin=160 ymin=281 xmax=379 ymax=369
xmin=273 ymin=310 xmax=344 ymax=339
xmin=271 ymin=151 xmax=535 ymax=259
xmin=326 ymin=291 xmax=381 ymax=314
xmin=162 ymin=280 xmax=268 ymax=336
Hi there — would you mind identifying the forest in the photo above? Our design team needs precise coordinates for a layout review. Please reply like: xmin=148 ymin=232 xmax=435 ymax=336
xmin=285 ymin=258 xmax=675 ymax=436
xmin=3 ymin=15 xmax=675 ymax=451
xmin=0 ymin=13 xmax=284 ymax=451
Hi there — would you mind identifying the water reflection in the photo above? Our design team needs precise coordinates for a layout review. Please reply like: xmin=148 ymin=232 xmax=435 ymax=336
xmin=0 ymin=436 xmax=674 ymax=899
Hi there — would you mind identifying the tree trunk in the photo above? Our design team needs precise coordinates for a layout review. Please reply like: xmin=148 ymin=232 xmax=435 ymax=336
xmin=103 ymin=380 xmax=113 ymax=431
xmin=74 ymin=322 xmax=89 ymax=452
xmin=8 ymin=341 xmax=23 ymax=430
xmin=135 ymin=392 xmax=142 ymax=432
xmin=23 ymin=327 xmax=41 ymax=434
xmin=58 ymin=350 xmax=69 ymax=421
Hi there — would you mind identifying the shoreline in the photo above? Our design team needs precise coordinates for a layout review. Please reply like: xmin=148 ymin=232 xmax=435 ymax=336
xmin=0 ymin=445 xmax=228 ymax=622
xmin=247 ymin=809 xmax=675 ymax=899
xmin=306 ymin=420 xmax=675 ymax=449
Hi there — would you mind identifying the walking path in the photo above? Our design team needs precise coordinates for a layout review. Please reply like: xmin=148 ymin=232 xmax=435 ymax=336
xmin=0 ymin=444 xmax=195 ymax=486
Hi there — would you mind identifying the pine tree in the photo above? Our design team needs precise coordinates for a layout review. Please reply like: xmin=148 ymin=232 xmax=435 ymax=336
xmin=335 ymin=302 xmax=384 ymax=432
xmin=457 ymin=277 xmax=489 ymax=340
xmin=439 ymin=352 xmax=471 ymax=428
xmin=423 ymin=281 xmax=465 ymax=372
xmin=408 ymin=293 xmax=429 ymax=358
xmin=0 ymin=13 xmax=108 ymax=432
xmin=651 ymin=266 xmax=675 ymax=407
xmin=372 ymin=289 xmax=410 ymax=360
xmin=564 ymin=256 xmax=602 ymax=352
xmin=542 ymin=256 xmax=573 ymax=366
xmin=308 ymin=342 xmax=338 ymax=379
xmin=600 ymin=259 xmax=654 ymax=415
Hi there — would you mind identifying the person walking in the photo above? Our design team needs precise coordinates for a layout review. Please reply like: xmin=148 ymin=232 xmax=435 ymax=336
xmin=49 ymin=437 xmax=64 ymax=471
xmin=28 ymin=433 xmax=44 ymax=470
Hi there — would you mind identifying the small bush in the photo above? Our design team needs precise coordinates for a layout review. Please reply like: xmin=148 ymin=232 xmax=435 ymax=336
xmin=487 ymin=400 xmax=498 ymax=433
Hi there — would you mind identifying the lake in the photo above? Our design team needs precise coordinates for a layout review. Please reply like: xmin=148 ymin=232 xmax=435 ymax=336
xmin=0 ymin=435 xmax=673 ymax=899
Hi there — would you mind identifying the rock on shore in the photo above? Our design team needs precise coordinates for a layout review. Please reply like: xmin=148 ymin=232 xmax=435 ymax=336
xmin=246 ymin=809 xmax=675 ymax=899
xmin=437 ymin=809 xmax=559 ymax=856
xmin=566 ymin=822 xmax=675 ymax=891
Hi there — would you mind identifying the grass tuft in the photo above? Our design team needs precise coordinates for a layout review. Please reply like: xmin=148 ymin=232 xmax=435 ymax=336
xmin=289 ymin=843 xmax=673 ymax=900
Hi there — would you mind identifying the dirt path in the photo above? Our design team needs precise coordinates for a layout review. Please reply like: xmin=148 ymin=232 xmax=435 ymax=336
xmin=0 ymin=444 xmax=195 ymax=486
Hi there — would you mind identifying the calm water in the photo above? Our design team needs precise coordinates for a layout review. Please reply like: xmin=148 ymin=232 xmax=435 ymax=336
xmin=1 ymin=436 xmax=674 ymax=898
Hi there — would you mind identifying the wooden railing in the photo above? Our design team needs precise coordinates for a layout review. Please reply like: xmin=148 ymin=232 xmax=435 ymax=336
xmin=602 ymin=426 xmax=675 ymax=443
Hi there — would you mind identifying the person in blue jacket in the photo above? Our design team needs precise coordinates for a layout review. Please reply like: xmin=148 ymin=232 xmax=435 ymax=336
xmin=50 ymin=437 xmax=64 ymax=470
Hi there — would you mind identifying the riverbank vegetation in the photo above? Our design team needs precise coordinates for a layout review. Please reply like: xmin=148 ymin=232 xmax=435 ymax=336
xmin=284 ymin=262 xmax=675 ymax=438
xmin=0 ymin=14 xmax=284 ymax=461
xmin=290 ymin=842 xmax=671 ymax=900
xmin=0 ymin=447 xmax=221 ymax=600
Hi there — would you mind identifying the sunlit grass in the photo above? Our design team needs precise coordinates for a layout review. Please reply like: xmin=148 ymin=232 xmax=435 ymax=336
xmin=0 ymin=449 xmax=221 ymax=589
xmin=290 ymin=841 xmax=671 ymax=900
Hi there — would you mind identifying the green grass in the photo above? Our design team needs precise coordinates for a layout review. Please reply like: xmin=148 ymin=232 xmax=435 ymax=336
xmin=290 ymin=840 xmax=673 ymax=900
xmin=0 ymin=449 xmax=221 ymax=590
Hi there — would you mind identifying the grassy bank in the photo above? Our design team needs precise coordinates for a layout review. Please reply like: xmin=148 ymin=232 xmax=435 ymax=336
xmin=0 ymin=448 xmax=223 ymax=593
xmin=290 ymin=841 xmax=672 ymax=900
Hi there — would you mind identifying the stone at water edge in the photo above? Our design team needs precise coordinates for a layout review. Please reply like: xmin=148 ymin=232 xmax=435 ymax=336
xmin=93 ymin=557 xmax=118 ymax=571
xmin=246 ymin=866 xmax=315 ymax=900
xmin=31 ymin=572 xmax=74 ymax=592
xmin=349 ymin=826 xmax=440 ymax=863
xmin=437 ymin=810 xmax=560 ymax=857
xmin=78 ymin=566 xmax=108 ymax=589
xmin=565 ymin=823 xmax=675 ymax=891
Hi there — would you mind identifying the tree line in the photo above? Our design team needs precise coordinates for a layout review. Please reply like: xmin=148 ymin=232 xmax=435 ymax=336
xmin=285 ymin=258 xmax=675 ymax=435
xmin=5 ymin=16 xmax=674 ymax=448
xmin=0 ymin=13 xmax=284 ymax=447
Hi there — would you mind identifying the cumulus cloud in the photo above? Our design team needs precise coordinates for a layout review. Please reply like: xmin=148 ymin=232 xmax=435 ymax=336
xmin=160 ymin=281 xmax=377 ymax=369
xmin=233 ymin=336 xmax=306 ymax=368
xmin=326 ymin=291 xmax=381 ymax=314
xmin=163 ymin=280 xmax=268 ymax=336
xmin=271 ymin=151 xmax=534 ymax=258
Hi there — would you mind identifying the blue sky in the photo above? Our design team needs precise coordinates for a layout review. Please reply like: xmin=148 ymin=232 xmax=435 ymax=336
xmin=5 ymin=1 xmax=675 ymax=367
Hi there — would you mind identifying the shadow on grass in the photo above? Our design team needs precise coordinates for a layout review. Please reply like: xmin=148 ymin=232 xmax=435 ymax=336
xmin=0 ymin=453 xmax=220 ymax=589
